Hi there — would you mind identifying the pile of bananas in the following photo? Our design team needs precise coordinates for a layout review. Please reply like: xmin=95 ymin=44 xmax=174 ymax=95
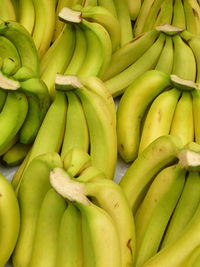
xmin=1 ymin=0 xmax=200 ymax=266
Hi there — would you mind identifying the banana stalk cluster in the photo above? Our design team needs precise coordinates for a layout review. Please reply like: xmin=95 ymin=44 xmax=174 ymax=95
xmin=12 ymin=148 xmax=135 ymax=267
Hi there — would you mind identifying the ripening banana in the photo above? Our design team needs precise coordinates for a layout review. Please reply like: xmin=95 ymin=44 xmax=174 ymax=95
xmin=154 ymin=0 xmax=173 ymax=27
xmin=127 ymin=0 xmax=141 ymax=20
xmin=55 ymin=202 xmax=83 ymax=267
xmin=119 ymin=135 xmax=183 ymax=213
xmin=105 ymin=33 xmax=166 ymax=96
xmin=134 ymin=164 xmax=186 ymax=267
xmin=0 ymin=173 xmax=20 ymax=267
xmin=103 ymin=28 xmax=160 ymax=80
xmin=170 ymin=92 xmax=194 ymax=145
xmin=139 ymin=88 xmax=180 ymax=154
xmin=14 ymin=91 xmax=67 ymax=192
xmin=50 ymin=167 xmax=121 ymax=267
xmin=18 ymin=0 xmax=35 ymax=34
xmin=183 ymin=245 xmax=200 ymax=266
xmin=97 ymin=0 xmax=117 ymax=18
xmin=183 ymin=0 xmax=200 ymax=35
xmin=12 ymin=152 xmax=63 ymax=267
xmin=161 ymin=171 xmax=200 ymax=249
xmin=29 ymin=188 xmax=67 ymax=267
xmin=155 ymin=36 xmax=174 ymax=74
xmin=60 ymin=91 xmax=89 ymax=159
xmin=192 ymin=90 xmax=200 ymax=144
xmin=172 ymin=0 xmax=186 ymax=29
xmin=117 ymin=70 xmax=171 ymax=163
xmin=0 ymin=0 xmax=16 ymax=21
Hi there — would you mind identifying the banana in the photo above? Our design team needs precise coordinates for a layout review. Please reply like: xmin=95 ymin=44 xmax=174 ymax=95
xmin=155 ymin=35 xmax=174 ymax=74
xmin=0 ymin=20 xmax=40 ymax=77
xmin=64 ymin=25 xmax=87 ymax=75
xmin=112 ymin=0 xmax=133 ymax=46
xmin=29 ymin=188 xmax=67 ymax=267
xmin=18 ymin=0 xmax=35 ymax=34
xmin=18 ymin=95 xmax=44 ymax=144
xmin=53 ymin=0 xmax=78 ymax=41
xmin=12 ymin=152 xmax=63 ymax=267
xmin=50 ymin=167 xmax=121 ymax=267
xmin=32 ymin=0 xmax=57 ymax=57
xmin=82 ymin=0 xmax=97 ymax=6
xmin=180 ymin=30 xmax=200 ymax=84
xmin=40 ymin=24 xmax=76 ymax=97
xmin=117 ymin=70 xmax=171 ymax=163
xmin=172 ymin=0 xmax=186 ymax=29
xmin=105 ymin=33 xmax=166 ymax=97
xmin=153 ymin=0 xmax=173 ymax=28
xmin=192 ymin=90 xmax=200 ymax=144
xmin=12 ymin=66 xmax=37 ymax=81
xmin=1 ymin=141 xmax=31 ymax=166
xmin=0 ymin=134 xmax=18 ymax=157
xmin=0 ymin=0 xmax=16 ymax=21
xmin=63 ymin=148 xmax=92 ymax=177
xmin=78 ymin=165 xmax=106 ymax=182
xmin=161 ymin=171 xmax=200 ymax=249
xmin=79 ymin=76 xmax=116 ymax=127
xmin=134 ymin=164 xmax=186 ymax=267
xmin=97 ymin=0 xmax=117 ymax=18
xmin=183 ymin=245 xmax=200 ymax=266
xmin=142 ymin=202 xmax=200 ymax=266
xmin=14 ymin=91 xmax=67 ymax=192
xmin=1 ymin=57 xmax=19 ymax=76
xmin=184 ymin=0 xmax=200 ymax=35
xmin=60 ymin=91 xmax=89 ymax=159
xmin=103 ymin=28 xmax=160 ymax=80
xmin=119 ymin=135 xmax=183 ymax=213
xmin=0 ymin=90 xmax=7 ymax=112
xmin=55 ymin=202 xmax=83 ymax=267
xmin=139 ymin=88 xmax=180 ymax=154
xmin=142 ymin=0 xmax=163 ymax=33
xmin=55 ymin=75 xmax=117 ymax=180
xmin=127 ymin=0 xmax=141 ymax=20
xmin=170 ymin=92 xmax=194 ymax=145
xmin=0 ymin=173 xmax=20 ymax=267
xmin=172 ymin=34 xmax=196 ymax=81
xmin=0 ymin=36 xmax=21 ymax=67
xmin=0 ymin=91 xmax=28 ymax=155
xmin=79 ymin=5 xmax=121 ymax=51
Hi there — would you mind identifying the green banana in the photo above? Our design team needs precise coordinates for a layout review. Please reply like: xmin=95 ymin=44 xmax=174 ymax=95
xmin=0 ymin=91 xmax=28 ymax=155
xmin=120 ymin=135 xmax=183 ymax=213
xmin=12 ymin=152 xmax=63 ymax=267
xmin=0 ymin=20 xmax=40 ymax=77
xmin=29 ymin=188 xmax=67 ymax=267
xmin=1 ymin=141 xmax=31 ymax=167
xmin=0 ymin=173 xmax=20 ymax=267
xmin=183 ymin=245 xmax=200 ymax=267
xmin=55 ymin=202 xmax=83 ymax=267
xmin=1 ymin=57 xmax=19 ymax=76
xmin=161 ymin=171 xmax=200 ymax=249
xmin=105 ymin=33 xmax=166 ymax=96
xmin=0 ymin=89 xmax=7 ymax=112
xmin=170 ymin=92 xmax=194 ymax=145
xmin=117 ymin=70 xmax=171 ymax=163
xmin=134 ymin=164 xmax=186 ymax=267
xmin=103 ymin=28 xmax=160 ymax=80
xmin=0 ymin=0 xmax=16 ymax=21
xmin=192 ymin=90 xmax=200 ymax=144
xmin=155 ymin=36 xmax=174 ymax=74
xmin=50 ymin=167 xmax=121 ymax=267
xmin=153 ymin=0 xmax=173 ymax=27
xmin=12 ymin=66 xmax=37 ymax=81
xmin=97 ymin=0 xmax=117 ymax=18
xmin=0 ymin=36 xmax=21 ymax=67
xmin=127 ymin=0 xmax=141 ymax=20
xmin=139 ymin=88 xmax=180 ymax=154
xmin=60 ymin=91 xmax=89 ymax=159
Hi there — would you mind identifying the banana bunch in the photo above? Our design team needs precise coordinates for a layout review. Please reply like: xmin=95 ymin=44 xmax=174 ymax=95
xmin=103 ymin=23 xmax=200 ymax=97
xmin=116 ymin=69 xmax=200 ymax=163
xmin=12 ymin=75 xmax=117 ymax=195
xmin=0 ymin=172 xmax=20 ymax=267
xmin=119 ymin=134 xmax=200 ymax=266
xmin=133 ymin=0 xmax=200 ymax=36
xmin=13 ymin=148 xmax=135 ymax=267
